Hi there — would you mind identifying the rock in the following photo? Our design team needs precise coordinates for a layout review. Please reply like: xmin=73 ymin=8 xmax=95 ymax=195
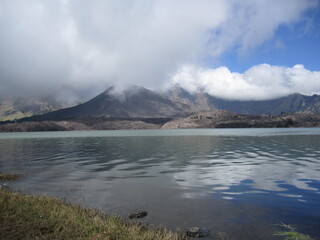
xmin=186 ymin=226 xmax=210 ymax=238
xmin=0 ymin=184 xmax=9 ymax=190
xmin=128 ymin=211 xmax=148 ymax=219
xmin=187 ymin=227 xmax=200 ymax=237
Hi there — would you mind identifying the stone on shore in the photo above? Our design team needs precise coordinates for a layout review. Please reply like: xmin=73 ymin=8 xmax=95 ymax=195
xmin=128 ymin=211 xmax=148 ymax=219
xmin=186 ymin=226 xmax=210 ymax=238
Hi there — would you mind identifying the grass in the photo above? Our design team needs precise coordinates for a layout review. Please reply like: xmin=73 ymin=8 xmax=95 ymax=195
xmin=0 ymin=173 xmax=316 ymax=240
xmin=274 ymin=223 xmax=314 ymax=240
xmin=0 ymin=188 xmax=183 ymax=240
xmin=0 ymin=173 xmax=21 ymax=181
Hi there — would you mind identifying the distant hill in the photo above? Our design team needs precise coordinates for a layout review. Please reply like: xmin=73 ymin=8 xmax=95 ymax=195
xmin=162 ymin=110 xmax=320 ymax=129
xmin=165 ymin=86 xmax=320 ymax=115
xmin=0 ymin=97 xmax=69 ymax=121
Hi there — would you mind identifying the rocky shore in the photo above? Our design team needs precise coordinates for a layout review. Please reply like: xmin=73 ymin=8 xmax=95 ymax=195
xmin=1 ymin=110 xmax=320 ymax=132
xmin=0 ymin=119 xmax=160 ymax=132
xmin=161 ymin=110 xmax=320 ymax=129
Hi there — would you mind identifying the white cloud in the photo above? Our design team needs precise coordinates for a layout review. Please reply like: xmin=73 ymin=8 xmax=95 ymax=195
xmin=0 ymin=0 xmax=318 ymax=102
xmin=207 ymin=0 xmax=317 ymax=57
xmin=170 ymin=64 xmax=320 ymax=100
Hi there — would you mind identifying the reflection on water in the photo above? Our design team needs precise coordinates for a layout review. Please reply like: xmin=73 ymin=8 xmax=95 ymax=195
xmin=1 ymin=129 xmax=320 ymax=239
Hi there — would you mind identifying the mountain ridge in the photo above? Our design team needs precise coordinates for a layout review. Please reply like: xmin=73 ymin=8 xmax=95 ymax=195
xmin=0 ymin=96 xmax=70 ymax=121
xmin=1 ymin=86 xmax=320 ymax=124
xmin=165 ymin=86 xmax=320 ymax=115
xmin=20 ymin=86 xmax=192 ymax=121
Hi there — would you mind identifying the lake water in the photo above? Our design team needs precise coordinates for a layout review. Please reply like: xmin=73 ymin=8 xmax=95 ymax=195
xmin=1 ymin=128 xmax=320 ymax=239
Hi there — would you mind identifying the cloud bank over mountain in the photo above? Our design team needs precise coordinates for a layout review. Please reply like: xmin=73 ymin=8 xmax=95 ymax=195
xmin=170 ymin=64 xmax=320 ymax=100
xmin=0 ymin=0 xmax=318 ymax=102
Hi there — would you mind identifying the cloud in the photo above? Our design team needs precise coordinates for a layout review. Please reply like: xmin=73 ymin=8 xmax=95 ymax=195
xmin=0 ymin=0 xmax=318 ymax=102
xmin=206 ymin=0 xmax=318 ymax=57
xmin=169 ymin=64 xmax=320 ymax=100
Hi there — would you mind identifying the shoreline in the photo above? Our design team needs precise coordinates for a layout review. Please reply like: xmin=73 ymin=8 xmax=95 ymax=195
xmin=0 ymin=187 xmax=183 ymax=240
xmin=1 ymin=111 xmax=320 ymax=132
xmin=1 ymin=173 xmax=183 ymax=239
xmin=0 ymin=123 xmax=319 ymax=132
xmin=0 ymin=175 xmax=315 ymax=240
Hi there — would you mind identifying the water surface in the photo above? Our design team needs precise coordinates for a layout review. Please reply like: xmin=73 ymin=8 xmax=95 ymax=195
xmin=1 ymin=128 xmax=320 ymax=239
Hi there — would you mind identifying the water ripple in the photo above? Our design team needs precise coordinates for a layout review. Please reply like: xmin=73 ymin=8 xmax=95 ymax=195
xmin=1 ymin=129 xmax=320 ymax=236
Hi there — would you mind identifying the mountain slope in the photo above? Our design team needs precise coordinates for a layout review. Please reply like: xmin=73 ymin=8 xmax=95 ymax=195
xmin=0 ymin=97 xmax=68 ymax=121
xmin=165 ymin=86 xmax=320 ymax=115
xmin=25 ymin=86 xmax=192 ymax=121
xmin=162 ymin=110 xmax=320 ymax=129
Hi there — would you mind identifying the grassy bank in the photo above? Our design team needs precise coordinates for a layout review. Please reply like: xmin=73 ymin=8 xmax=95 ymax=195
xmin=0 ymin=174 xmax=315 ymax=240
xmin=275 ymin=223 xmax=314 ymax=240
xmin=0 ymin=173 xmax=21 ymax=181
xmin=0 ymin=188 xmax=183 ymax=240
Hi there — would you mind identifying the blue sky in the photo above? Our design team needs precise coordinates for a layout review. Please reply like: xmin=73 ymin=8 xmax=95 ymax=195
xmin=219 ymin=8 xmax=320 ymax=73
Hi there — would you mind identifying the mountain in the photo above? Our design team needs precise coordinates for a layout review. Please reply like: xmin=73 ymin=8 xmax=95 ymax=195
xmin=2 ymin=84 xmax=320 ymax=132
xmin=165 ymin=86 xmax=320 ymax=115
xmin=2 ymin=85 xmax=320 ymax=124
xmin=0 ymin=97 xmax=68 ymax=121
xmin=164 ymin=87 xmax=212 ymax=112
xmin=23 ymin=86 xmax=192 ymax=121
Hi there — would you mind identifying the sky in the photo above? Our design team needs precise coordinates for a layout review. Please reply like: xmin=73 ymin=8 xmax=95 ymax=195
xmin=0 ymin=0 xmax=319 ymax=103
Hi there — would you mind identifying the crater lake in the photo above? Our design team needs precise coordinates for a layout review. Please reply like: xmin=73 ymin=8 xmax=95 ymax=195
xmin=1 ymin=128 xmax=320 ymax=239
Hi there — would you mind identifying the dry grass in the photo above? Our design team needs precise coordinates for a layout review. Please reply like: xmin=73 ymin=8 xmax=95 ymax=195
xmin=274 ymin=223 xmax=314 ymax=240
xmin=1 ymin=174 xmax=315 ymax=240
xmin=0 ymin=173 xmax=21 ymax=181
xmin=0 ymin=188 xmax=184 ymax=240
